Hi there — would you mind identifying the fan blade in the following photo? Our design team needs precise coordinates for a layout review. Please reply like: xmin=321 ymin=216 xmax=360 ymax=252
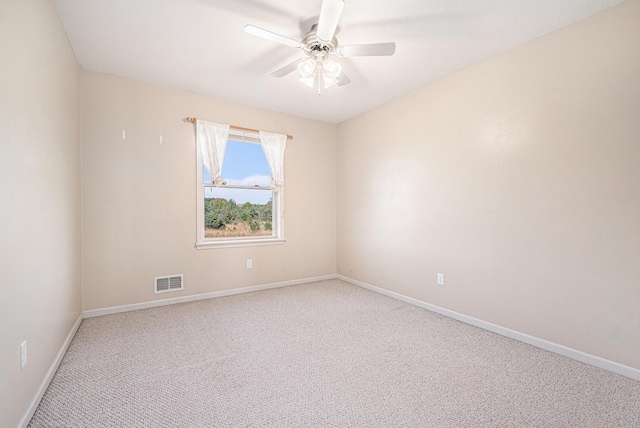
xmin=244 ymin=25 xmax=302 ymax=49
xmin=336 ymin=42 xmax=396 ymax=57
xmin=337 ymin=72 xmax=351 ymax=86
xmin=316 ymin=0 xmax=344 ymax=41
xmin=271 ymin=58 xmax=306 ymax=77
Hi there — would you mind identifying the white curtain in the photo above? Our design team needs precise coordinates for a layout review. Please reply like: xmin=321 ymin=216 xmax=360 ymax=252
xmin=197 ymin=120 xmax=229 ymax=186
xmin=259 ymin=131 xmax=287 ymax=189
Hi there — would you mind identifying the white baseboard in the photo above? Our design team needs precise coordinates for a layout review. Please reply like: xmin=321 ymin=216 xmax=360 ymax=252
xmin=337 ymin=274 xmax=640 ymax=382
xmin=83 ymin=274 xmax=338 ymax=318
xmin=21 ymin=273 xmax=638 ymax=428
xmin=19 ymin=312 xmax=83 ymax=428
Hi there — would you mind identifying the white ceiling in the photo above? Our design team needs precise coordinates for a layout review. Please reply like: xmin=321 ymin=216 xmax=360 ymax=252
xmin=53 ymin=0 xmax=624 ymax=124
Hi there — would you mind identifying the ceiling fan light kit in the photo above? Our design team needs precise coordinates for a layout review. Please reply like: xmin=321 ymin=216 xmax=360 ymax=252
xmin=244 ymin=0 xmax=395 ymax=94
xmin=298 ymin=57 xmax=342 ymax=94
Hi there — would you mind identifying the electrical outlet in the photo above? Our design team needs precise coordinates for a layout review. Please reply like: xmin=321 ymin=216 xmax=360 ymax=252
xmin=437 ymin=273 xmax=445 ymax=286
xmin=246 ymin=259 xmax=252 ymax=269
xmin=20 ymin=340 xmax=27 ymax=369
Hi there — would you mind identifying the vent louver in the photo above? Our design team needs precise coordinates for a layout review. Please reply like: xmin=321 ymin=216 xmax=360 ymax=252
xmin=155 ymin=274 xmax=183 ymax=294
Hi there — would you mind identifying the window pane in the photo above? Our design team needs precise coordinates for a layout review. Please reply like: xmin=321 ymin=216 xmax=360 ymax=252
xmin=226 ymin=140 xmax=272 ymax=186
xmin=202 ymin=141 xmax=271 ymax=186
xmin=204 ymin=188 xmax=273 ymax=238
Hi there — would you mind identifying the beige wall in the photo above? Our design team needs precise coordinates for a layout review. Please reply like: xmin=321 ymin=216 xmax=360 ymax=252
xmin=337 ymin=1 xmax=640 ymax=369
xmin=81 ymin=72 xmax=337 ymax=310
xmin=0 ymin=1 xmax=82 ymax=426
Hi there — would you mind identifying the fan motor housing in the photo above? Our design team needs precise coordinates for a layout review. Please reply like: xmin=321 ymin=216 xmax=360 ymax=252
xmin=302 ymin=23 xmax=338 ymax=56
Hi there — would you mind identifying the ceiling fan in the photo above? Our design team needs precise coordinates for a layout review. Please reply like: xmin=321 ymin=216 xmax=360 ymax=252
xmin=244 ymin=0 xmax=396 ymax=94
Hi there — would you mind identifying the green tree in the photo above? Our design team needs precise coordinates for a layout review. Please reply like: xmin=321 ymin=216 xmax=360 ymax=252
xmin=204 ymin=197 xmax=273 ymax=232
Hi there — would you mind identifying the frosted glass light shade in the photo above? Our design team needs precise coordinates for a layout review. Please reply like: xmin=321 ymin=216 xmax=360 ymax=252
xmin=297 ymin=59 xmax=316 ymax=79
xmin=322 ymin=59 xmax=341 ymax=88
xmin=299 ymin=76 xmax=315 ymax=88
xmin=323 ymin=59 xmax=341 ymax=79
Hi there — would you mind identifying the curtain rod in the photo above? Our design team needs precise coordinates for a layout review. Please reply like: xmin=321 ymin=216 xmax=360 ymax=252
xmin=185 ymin=117 xmax=293 ymax=140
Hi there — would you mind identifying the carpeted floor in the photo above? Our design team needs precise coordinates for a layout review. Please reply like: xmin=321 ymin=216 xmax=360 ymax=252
xmin=30 ymin=279 xmax=640 ymax=427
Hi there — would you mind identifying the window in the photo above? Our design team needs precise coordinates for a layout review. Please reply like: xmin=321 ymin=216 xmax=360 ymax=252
xmin=196 ymin=125 xmax=285 ymax=249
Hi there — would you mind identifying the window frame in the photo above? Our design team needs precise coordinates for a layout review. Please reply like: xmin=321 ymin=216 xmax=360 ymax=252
xmin=195 ymin=129 xmax=285 ymax=249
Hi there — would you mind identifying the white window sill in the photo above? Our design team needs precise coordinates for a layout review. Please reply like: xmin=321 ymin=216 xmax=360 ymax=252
xmin=196 ymin=238 xmax=286 ymax=250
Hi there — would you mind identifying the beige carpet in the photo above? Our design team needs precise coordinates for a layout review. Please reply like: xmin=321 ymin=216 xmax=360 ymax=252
xmin=30 ymin=279 xmax=640 ymax=427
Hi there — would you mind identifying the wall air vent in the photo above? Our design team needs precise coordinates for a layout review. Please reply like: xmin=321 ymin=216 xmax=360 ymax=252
xmin=155 ymin=274 xmax=183 ymax=294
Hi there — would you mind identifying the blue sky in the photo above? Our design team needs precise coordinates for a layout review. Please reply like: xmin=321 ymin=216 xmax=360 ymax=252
xmin=204 ymin=140 xmax=272 ymax=204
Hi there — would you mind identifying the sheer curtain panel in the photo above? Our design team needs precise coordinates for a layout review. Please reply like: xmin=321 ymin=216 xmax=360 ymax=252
xmin=259 ymin=131 xmax=287 ymax=189
xmin=197 ymin=120 xmax=230 ymax=186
